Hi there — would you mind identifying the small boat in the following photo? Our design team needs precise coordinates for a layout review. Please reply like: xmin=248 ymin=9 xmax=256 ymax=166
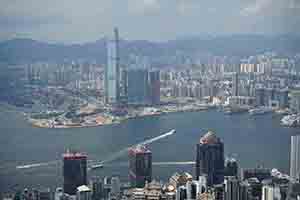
xmin=90 ymin=164 xmax=104 ymax=170
xmin=281 ymin=114 xmax=300 ymax=127
xmin=249 ymin=107 xmax=272 ymax=115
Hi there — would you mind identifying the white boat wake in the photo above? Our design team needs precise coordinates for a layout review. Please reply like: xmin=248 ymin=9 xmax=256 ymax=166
xmin=16 ymin=160 xmax=60 ymax=169
xmin=16 ymin=129 xmax=176 ymax=170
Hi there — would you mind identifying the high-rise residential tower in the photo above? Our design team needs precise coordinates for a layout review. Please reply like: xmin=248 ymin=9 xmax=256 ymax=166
xmin=63 ymin=151 xmax=87 ymax=195
xmin=290 ymin=135 xmax=300 ymax=180
xmin=195 ymin=131 xmax=224 ymax=186
xmin=105 ymin=28 xmax=120 ymax=105
xmin=129 ymin=145 xmax=152 ymax=188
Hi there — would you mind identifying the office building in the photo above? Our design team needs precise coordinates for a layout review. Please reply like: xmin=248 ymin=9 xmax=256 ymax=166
xmin=224 ymin=177 xmax=251 ymax=200
xmin=239 ymin=181 xmax=251 ymax=200
xmin=129 ymin=145 xmax=152 ymax=188
xmin=105 ymin=28 xmax=120 ymax=104
xmin=63 ymin=151 xmax=87 ymax=195
xmin=262 ymin=184 xmax=281 ymax=200
xmin=245 ymin=178 xmax=263 ymax=200
xmin=241 ymin=167 xmax=271 ymax=182
xmin=290 ymin=135 xmax=300 ymax=180
xmin=255 ymin=87 xmax=265 ymax=106
xmin=54 ymin=188 xmax=63 ymax=200
xmin=195 ymin=131 xmax=224 ymax=186
xmin=39 ymin=188 xmax=52 ymax=200
xmin=232 ymin=72 xmax=239 ymax=96
xmin=32 ymin=188 xmax=40 ymax=200
xmin=110 ymin=176 xmax=121 ymax=199
xmin=176 ymin=186 xmax=187 ymax=200
xmin=225 ymin=158 xmax=238 ymax=177
xmin=127 ymin=68 xmax=149 ymax=105
xmin=274 ymin=89 xmax=289 ymax=108
xmin=198 ymin=176 xmax=208 ymax=194
xmin=255 ymin=87 xmax=289 ymax=108
xmin=148 ymin=70 xmax=160 ymax=105
xmin=76 ymin=185 xmax=91 ymax=200
xmin=186 ymin=180 xmax=199 ymax=200
xmin=120 ymin=68 xmax=128 ymax=101
xmin=90 ymin=177 xmax=103 ymax=200
xmin=213 ymin=184 xmax=225 ymax=200
xmin=287 ymin=182 xmax=300 ymax=200
xmin=290 ymin=90 xmax=300 ymax=113
xmin=224 ymin=176 xmax=240 ymax=200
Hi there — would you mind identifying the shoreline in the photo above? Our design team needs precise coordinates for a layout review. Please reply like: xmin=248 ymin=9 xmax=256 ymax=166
xmin=4 ymin=102 xmax=292 ymax=129
xmin=27 ymin=106 xmax=213 ymax=129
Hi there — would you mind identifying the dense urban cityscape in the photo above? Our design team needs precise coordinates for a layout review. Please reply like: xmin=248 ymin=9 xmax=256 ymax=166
xmin=1 ymin=0 xmax=300 ymax=198
xmin=0 ymin=27 xmax=300 ymax=200
xmin=2 ymin=29 xmax=300 ymax=129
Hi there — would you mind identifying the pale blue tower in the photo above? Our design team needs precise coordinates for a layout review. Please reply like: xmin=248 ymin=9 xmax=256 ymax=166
xmin=105 ymin=28 xmax=120 ymax=104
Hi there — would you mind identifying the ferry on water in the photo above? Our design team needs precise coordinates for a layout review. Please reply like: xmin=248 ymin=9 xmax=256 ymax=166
xmin=90 ymin=163 xmax=104 ymax=170
xmin=249 ymin=107 xmax=273 ymax=115
xmin=281 ymin=114 xmax=300 ymax=127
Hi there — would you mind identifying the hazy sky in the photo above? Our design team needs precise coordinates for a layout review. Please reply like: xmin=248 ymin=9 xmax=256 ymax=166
xmin=0 ymin=0 xmax=300 ymax=43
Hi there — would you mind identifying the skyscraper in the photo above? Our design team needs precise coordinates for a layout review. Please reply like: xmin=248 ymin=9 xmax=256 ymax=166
xmin=129 ymin=145 xmax=152 ymax=188
xmin=127 ymin=68 xmax=149 ymax=105
xmin=225 ymin=158 xmax=238 ymax=177
xmin=176 ymin=186 xmax=187 ymax=200
xmin=76 ymin=185 xmax=92 ymax=200
xmin=105 ymin=28 xmax=120 ymax=104
xmin=232 ymin=72 xmax=239 ymax=96
xmin=110 ymin=176 xmax=121 ymax=199
xmin=195 ymin=131 xmax=224 ymax=186
xmin=148 ymin=70 xmax=160 ymax=105
xmin=63 ymin=151 xmax=87 ymax=195
xmin=262 ymin=184 xmax=281 ymax=200
xmin=290 ymin=90 xmax=300 ymax=113
xmin=186 ymin=180 xmax=198 ymax=200
xmin=290 ymin=135 xmax=300 ymax=180
xmin=224 ymin=176 xmax=239 ymax=200
xmin=90 ymin=177 xmax=103 ymax=200
xmin=239 ymin=181 xmax=251 ymax=200
xmin=241 ymin=167 xmax=271 ymax=182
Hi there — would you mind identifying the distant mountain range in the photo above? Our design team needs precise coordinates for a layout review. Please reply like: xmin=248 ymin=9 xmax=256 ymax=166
xmin=0 ymin=35 xmax=300 ymax=65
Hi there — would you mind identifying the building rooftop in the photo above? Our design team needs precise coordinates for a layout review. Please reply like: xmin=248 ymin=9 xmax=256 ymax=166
xmin=77 ymin=185 xmax=91 ymax=192
xmin=63 ymin=150 xmax=87 ymax=159
xmin=200 ymin=131 xmax=220 ymax=144
xmin=129 ymin=145 xmax=151 ymax=154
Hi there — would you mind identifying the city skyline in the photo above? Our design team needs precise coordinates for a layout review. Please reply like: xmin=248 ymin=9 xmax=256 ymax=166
xmin=1 ymin=1 xmax=300 ymax=198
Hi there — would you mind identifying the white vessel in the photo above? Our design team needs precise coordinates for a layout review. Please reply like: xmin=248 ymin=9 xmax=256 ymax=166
xmin=281 ymin=114 xmax=300 ymax=126
xmin=90 ymin=164 xmax=104 ymax=170
xmin=249 ymin=107 xmax=272 ymax=115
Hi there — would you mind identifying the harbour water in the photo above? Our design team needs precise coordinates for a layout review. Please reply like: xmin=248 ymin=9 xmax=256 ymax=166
xmin=0 ymin=105 xmax=298 ymax=192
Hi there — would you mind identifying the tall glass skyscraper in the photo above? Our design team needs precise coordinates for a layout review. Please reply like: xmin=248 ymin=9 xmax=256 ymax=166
xmin=290 ymin=135 xmax=300 ymax=180
xmin=105 ymin=28 xmax=120 ymax=104
xmin=148 ymin=70 xmax=160 ymax=105
xmin=232 ymin=72 xmax=239 ymax=96
xmin=127 ymin=68 xmax=149 ymax=105
xmin=128 ymin=145 xmax=152 ymax=188
xmin=195 ymin=131 xmax=224 ymax=186
xmin=63 ymin=151 xmax=87 ymax=195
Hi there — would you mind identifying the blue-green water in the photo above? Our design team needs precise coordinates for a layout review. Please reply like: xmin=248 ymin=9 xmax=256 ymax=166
xmin=0 ymin=105 xmax=297 ymax=192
